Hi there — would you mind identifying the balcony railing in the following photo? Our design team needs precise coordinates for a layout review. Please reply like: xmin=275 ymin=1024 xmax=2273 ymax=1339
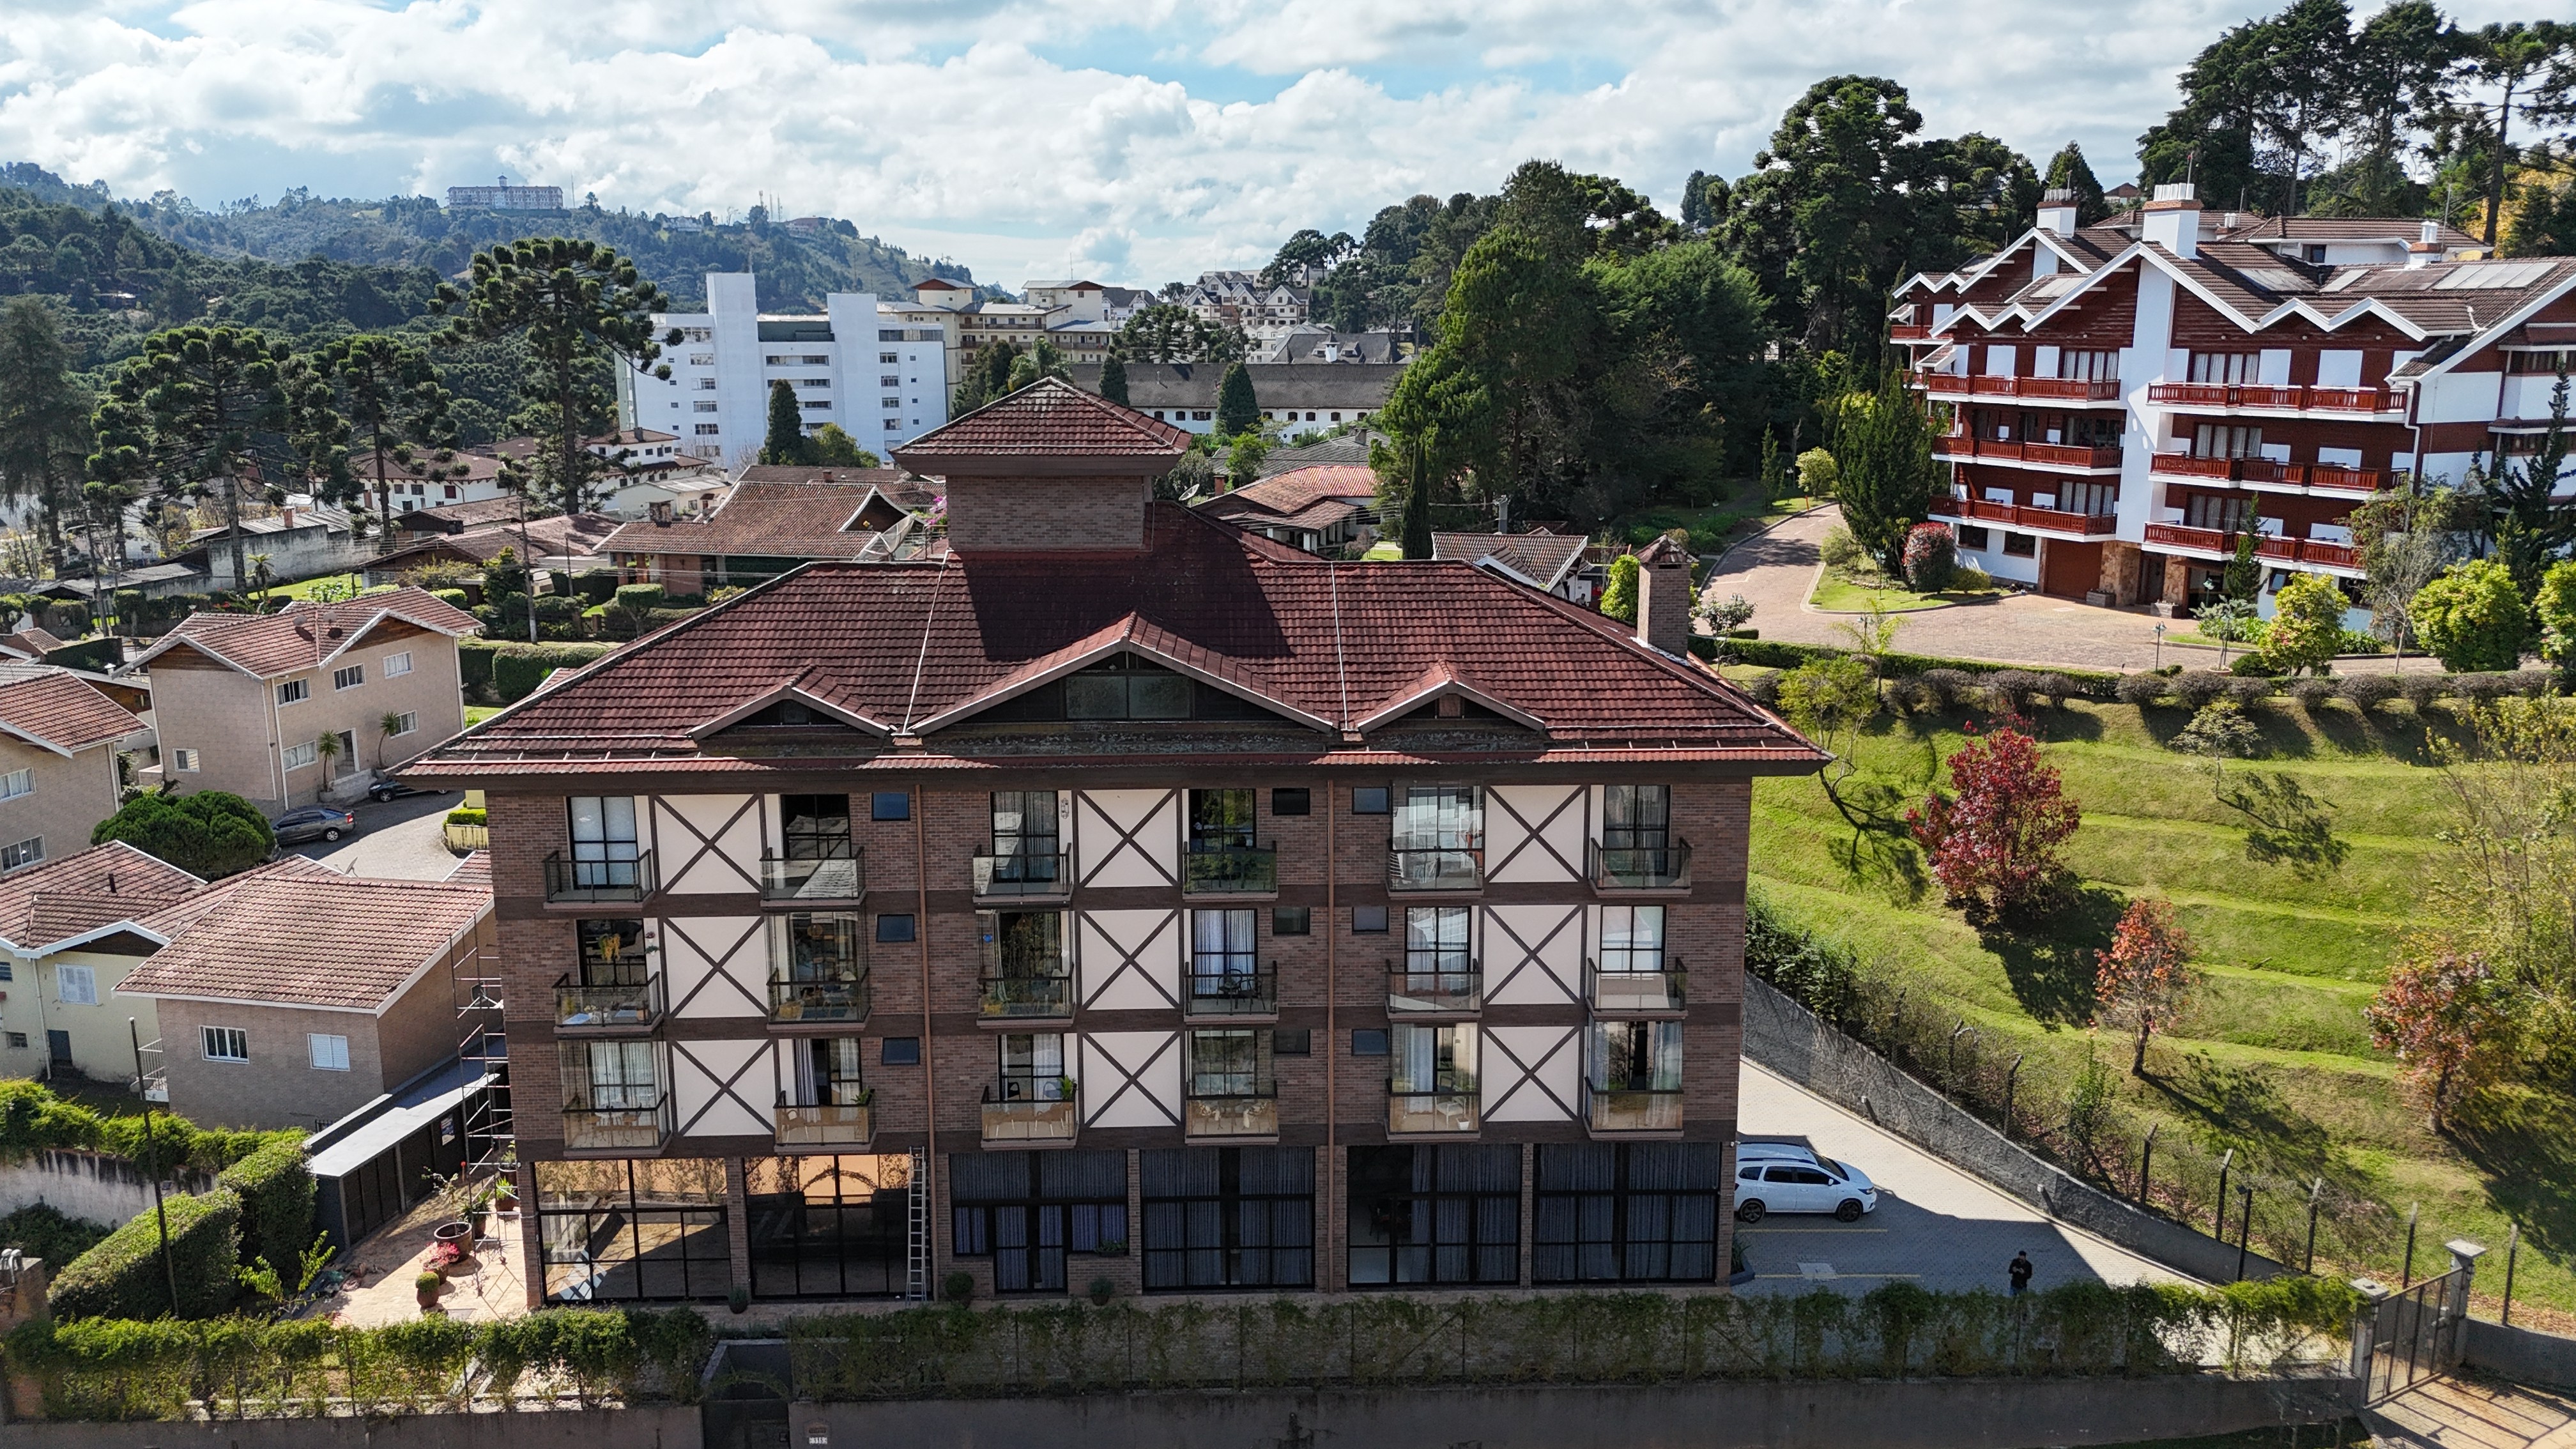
xmin=1923 ymin=373 xmax=2122 ymax=402
xmin=555 ymin=972 xmax=663 ymax=1032
xmin=1388 ymin=1085 xmax=1481 ymax=1136
xmin=776 ymin=1100 xmax=873 ymax=1147
xmin=1935 ymin=496 xmax=2121 ymax=537
xmin=2145 ymin=381 xmax=2403 ymax=415
xmin=562 ymin=1093 xmax=671 ymax=1153
xmin=1887 ymin=322 xmax=1933 ymax=341
xmin=972 ymin=850 xmax=1070 ymax=901
xmin=1386 ymin=848 xmax=1483 ymax=893
xmin=544 ymin=850 xmax=654 ymax=904
xmin=761 ymin=852 xmax=865 ymax=903
xmin=1585 ymin=957 xmax=1688 ymax=1016
xmin=1184 ymin=1085 xmax=1280 ymax=1138
xmin=1386 ymin=962 xmax=1482 ymax=1016
xmin=770 ymin=969 xmax=870 ymax=1025
xmin=1584 ymin=1082 xmax=1684 ymax=1135
xmin=981 ymin=1084 xmax=1078 ymax=1143
xmin=980 ymin=972 xmax=1073 ymax=1020
xmin=1931 ymin=436 xmax=2122 ymax=470
xmin=2146 ymin=454 xmax=2384 ymax=495
xmin=1183 ymin=962 xmax=1277 ymax=1018
xmin=2140 ymin=523 xmax=2360 ymax=570
xmin=1586 ymin=839 xmax=1694 ymax=891
xmin=1181 ymin=843 xmax=1278 ymax=896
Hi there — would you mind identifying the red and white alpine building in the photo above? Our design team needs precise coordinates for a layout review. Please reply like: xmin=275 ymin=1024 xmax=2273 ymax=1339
xmin=1892 ymin=183 xmax=2576 ymax=620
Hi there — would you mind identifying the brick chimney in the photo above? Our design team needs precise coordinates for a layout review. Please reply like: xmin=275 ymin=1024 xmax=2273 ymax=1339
xmin=2142 ymin=182 xmax=2202 ymax=261
xmin=1634 ymin=537 xmax=1693 ymax=657
xmin=891 ymin=378 xmax=1189 ymax=556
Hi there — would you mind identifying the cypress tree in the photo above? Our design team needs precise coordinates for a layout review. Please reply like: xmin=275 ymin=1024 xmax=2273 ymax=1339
xmin=761 ymin=379 xmax=808 ymax=465
xmin=1832 ymin=368 xmax=1938 ymax=573
xmin=1099 ymin=352 xmax=1130 ymax=406
xmin=0 ymin=298 xmax=91 ymax=554
xmin=1401 ymin=438 xmax=1434 ymax=560
xmin=1216 ymin=362 xmax=1259 ymax=438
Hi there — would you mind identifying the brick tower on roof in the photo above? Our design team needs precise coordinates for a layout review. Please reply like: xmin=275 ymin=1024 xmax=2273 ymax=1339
xmin=891 ymin=376 xmax=1193 ymax=555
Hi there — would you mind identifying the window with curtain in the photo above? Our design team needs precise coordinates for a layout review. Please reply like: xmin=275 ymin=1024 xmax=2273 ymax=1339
xmin=2189 ymin=352 xmax=2260 ymax=384
xmin=791 ymin=1037 xmax=866 ymax=1107
xmin=948 ymin=1149 xmax=1128 ymax=1292
xmin=1346 ymin=1144 xmax=1520 ymax=1285
xmin=1190 ymin=908 xmax=1258 ymax=993
xmin=576 ymin=1040 xmax=659 ymax=1108
xmin=1187 ymin=1029 xmax=1271 ymax=1097
xmin=1602 ymin=786 xmax=1669 ymax=852
xmin=997 ymin=1032 xmax=1068 ymax=1100
xmin=2192 ymin=423 xmax=2264 ymax=459
xmin=567 ymin=797 xmax=640 ymax=888
xmin=2184 ymin=493 xmax=2253 ymax=532
xmin=1533 ymin=1143 xmax=1724 ymax=1282
xmin=1392 ymin=1023 xmax=1477 ymax=1093
xmin=1598 ymin=906 xmax=1665 ymax=974
xmin=980 ymin=911 xmax=1066 ymax=979
xmin=1393 ymin=785 xmax=1480 ymax=851
xmin=1404 ymin=907 xmax=1471 ymax=976
xmin=990 ymin=790 xmax=1059 ymax=862
xmin=1590 ymin=1020 xmax=1682 ymax=1091
xmin=1142 ymin=1147 xmax=1314 ymax=1290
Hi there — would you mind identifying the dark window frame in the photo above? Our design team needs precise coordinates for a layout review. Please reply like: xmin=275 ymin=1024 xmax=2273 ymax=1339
xmin=1271 ymin=788 xmax=1311 ymax=816
xmin=1533 ymin=1142 xmax=1726 ymax=1285
xmin=1142 ymin=1147 xmax=1315 ymax=1291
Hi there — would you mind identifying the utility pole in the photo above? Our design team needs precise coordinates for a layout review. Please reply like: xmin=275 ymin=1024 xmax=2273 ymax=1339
xmin=129 ymin=1017 xmax=178 ymax=1314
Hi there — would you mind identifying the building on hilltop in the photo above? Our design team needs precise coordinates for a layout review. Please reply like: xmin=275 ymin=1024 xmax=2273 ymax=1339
xmin=1892 ymin=183 xmax=2570 ymax=618
xmin=408 ymin=376 xmax=1821 ymax=1308
xmin=446 ymin=183 xmax=564 ymax=211
xmin=1069 ymin=361 xmax=1403 ymax=440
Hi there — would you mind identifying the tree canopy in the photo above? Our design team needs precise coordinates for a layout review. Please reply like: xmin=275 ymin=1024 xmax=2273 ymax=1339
xmin=92 ymin=790 xmax=275 ymax=878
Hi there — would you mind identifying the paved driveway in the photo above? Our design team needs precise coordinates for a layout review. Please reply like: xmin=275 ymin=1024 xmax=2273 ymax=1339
xmin=1705 ymin=505 xmax=2432 ymax=675
xmin=1735 ymin=1061 xmax=2189 ymax=1296
xmin=288 ymin=789 xmax=470 ymax=880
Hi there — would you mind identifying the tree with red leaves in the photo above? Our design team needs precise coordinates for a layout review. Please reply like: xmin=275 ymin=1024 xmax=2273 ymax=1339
xmin=2092 ymin=897 xmax=2194 ymax=1075
xmin=2365 ymin=951 xmax=2510 ymax=1132
xmin=1906 ymin=714 xmax=2080 ymax=922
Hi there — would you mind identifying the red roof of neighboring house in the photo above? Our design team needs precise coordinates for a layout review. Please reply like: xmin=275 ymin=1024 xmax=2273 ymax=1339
xmin=0 ymin=628 xmax=66 ymax=660
xmin=374 ymin=514 xmax=622 ymax=572
xmin=0 ymin=842 xmax=203 ymax=954
xmin=353 ymin=448 xmax=508 ymax=484
xmin=893 ymin=378 xmax=1192 ymax=471
xmin=0 ymin=668 xmax=147 ymax=755
xmin=915 ymin=278 xmax=969 ymax=290
xmin=599 ymin=482 xmax=926 ymax=560
xmin=1431 ymin=530 xmax=1592 ymax=590
xmin=118 ymin=861 xmax=491 ymax=1011
xmin=418 ymin=503 xmax=1817 ymax=774
xmin=1206 ymin=465 xmax=1379 ymax=518
xmin=134 ymin=588 xmax=480 ymax=678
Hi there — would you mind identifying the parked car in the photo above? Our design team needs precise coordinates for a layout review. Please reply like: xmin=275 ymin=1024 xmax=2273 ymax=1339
xmin=272 ymin=806 xmax=359 ymax=845
xmin=364 ymin=771 xmax=444 ymax=803
xmin=1734 ymin=1153 xmax=1878 ymax=1223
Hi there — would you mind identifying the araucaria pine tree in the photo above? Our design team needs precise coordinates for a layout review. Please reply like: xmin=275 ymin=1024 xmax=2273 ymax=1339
xmin=88 ymin=326 xmax=304 ymax=591
xmin=0 ymin=298 xmax=92 ymax=557
xmin=298 ymin=335 xmax=461 ymax=549
xmin=1098 ymin=352 xmax=1130 ymax=406
xmin=1833 ymin=368 xmax=1939 ymax=572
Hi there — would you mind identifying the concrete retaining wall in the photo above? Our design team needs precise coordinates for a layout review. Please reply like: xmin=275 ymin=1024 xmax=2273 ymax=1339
xmin=798 ymin=1376 xmax=2354 ymax=1449
xmin=2464 ymin=1319 xmax=2576 ymax=1392
xmin=0 ymin=1151 xmax=213 ymax=1232
xmin=1742 ymin=977 xmax=2289 ymax=1285
xmin=6 ymin=1406 xmax=700 ymax=1449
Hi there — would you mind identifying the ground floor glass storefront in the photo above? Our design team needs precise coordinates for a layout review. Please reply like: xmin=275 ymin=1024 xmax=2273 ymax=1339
xmin=1141 ymin=1146 xmax=1314 ymax=1290
xmin=1346 ymin=1144 xmax=1522 ymax=1285
xmin=536 ymin=1158 xmax=730 ymax=1302
xmin=1533 ymin=1142 xmax=1727 ymax=1283
xmin=747 ymin=1154 xmax=913 ymax=1298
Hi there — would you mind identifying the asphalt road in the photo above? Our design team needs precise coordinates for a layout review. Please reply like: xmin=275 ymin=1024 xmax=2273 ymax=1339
xmin=1736 ymin=1061 xmax=2191 ymax=1296
xmin=287 ymin=789 xmax=471 ymax=880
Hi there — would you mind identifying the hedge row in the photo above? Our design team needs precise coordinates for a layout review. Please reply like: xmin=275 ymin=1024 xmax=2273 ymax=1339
xmin=212 ymin=1140 xmax=313 ymax=1281
xmin=1692 ymin=636 xmax=2124 ymax=693
xmin=5 ymin=1307 xmax=714 ymax=1420
xmin=457 ymin=640 xmax=622 ymax=703
xmin=47 ymin=1188 xmax=240 ymax=1321
xmin=0 ymin=1080 xmax=297 ymax=1176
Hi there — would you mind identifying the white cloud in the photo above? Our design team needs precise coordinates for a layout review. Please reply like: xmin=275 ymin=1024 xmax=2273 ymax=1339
xmin=0 ymin=0 xmax=2542 ymax=289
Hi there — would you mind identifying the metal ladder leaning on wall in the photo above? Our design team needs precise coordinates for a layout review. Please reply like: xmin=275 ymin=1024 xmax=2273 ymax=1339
xmin=906 ymin=1147 xmax=929 ymax=1300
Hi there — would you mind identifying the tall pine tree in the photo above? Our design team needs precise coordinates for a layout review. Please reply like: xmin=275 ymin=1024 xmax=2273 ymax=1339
xmin=762 ymin=379 xmax=809 ymax=465
xmin=1215 ymin=362 xmax=1261 ymax=437
xmin=300 ymin=334 xmax=461 ymax=549
xmin=0 ymin=298 xmax=91 ymax=556
xmin=1832 ymin=368 xmax=1940 ymax=572
xmin=89 ymin=326 xmax=301 ymax=590
xmin=1098 ymin=351 xmax=1130 ymax=406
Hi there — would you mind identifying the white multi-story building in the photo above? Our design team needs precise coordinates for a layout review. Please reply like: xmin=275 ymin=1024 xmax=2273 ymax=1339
xmin=619 ymin=273 xmax=950 ymax=470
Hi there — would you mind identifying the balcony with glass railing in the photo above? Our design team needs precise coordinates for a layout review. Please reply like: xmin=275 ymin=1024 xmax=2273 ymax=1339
xmin=1181 ymin=843 xmax=1278 ymax=896
xmin=1586 ymin=839 xmax=1693 ymax=893
xmin=971 ymin=849 xmax=1070 ymax=903
xmin=1585 ymin=957 xmax=1687 ymax=1016
xmin=1386 ymin=848 xmax=1483 ymax=894
xmin=1185 ymin=1082 xmax=1279 ymax=1138
xmin=769 ymin=968 xmax=870 ymax=1026
xmin=1584 ymin=1080 xmax=1683 ymax=1135
xmin=981 ymin=1080 xmax=1078 ymax=1143
xmin=562 ymin=1092 xmax=671 ymax=1153
xmin=979 ymin=971 xmax=1073 ymax=1021
xmin=760 ymin=852 xmax=865 ymax=904
xmin=1388 ymin=1082 xmax=1481 ymax=1136
xmin=554 ymin=971 xmax=663 ymax=1032
xmin=1183 ymin=962 xmax=1277 ymax=1019
xmin=1385 ymin=961 xmax=1482 ymax=1017
xmin=776 ymin=1098 xmax=873 ymax=1148
xmin=544 ymin=850 xmax=656 ymax=904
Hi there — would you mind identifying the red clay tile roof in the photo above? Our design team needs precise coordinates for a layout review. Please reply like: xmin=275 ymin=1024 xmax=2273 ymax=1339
xmin=893 ymin=378 xmax=1191 ymax=468
xmin=420 ymin=503 xmax=1818 ymax=773
xmin=0 ymin=842 xmax=203 ymax=953
xmin=0 ymin=628 xmax=66 ymax=659
xmin=0 ymin=670 xmax=146 ymax=755
xmin=737 ymin=466 xmax=907 ymax=489
xmin=135 ymin=588 xmax=480 ymax=678
xmin=599 ymin=482 xmax=921 ymax=560
xmin=1433 ymin=531 xmax=1591 ymax=588
xmin=397 ymin=498 xmax=533 ymax=533
xmin=117 ymin=861 xmax=490 ymax=1011
xmin=1210 ymin=466 xmax=1379 ymax=516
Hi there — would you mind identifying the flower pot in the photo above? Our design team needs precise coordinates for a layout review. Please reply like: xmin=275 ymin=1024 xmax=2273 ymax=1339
xmin=433 ymin=1220 xmax=472 ymax=1248
xmin=469 ymin=1209 xmax=490 ymax=1238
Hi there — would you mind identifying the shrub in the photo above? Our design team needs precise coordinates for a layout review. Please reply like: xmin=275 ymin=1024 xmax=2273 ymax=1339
xmin=613 ymin=583 xmax=666 ymax=614
xmin=457 ymin=640 xmax=497 ymax=691
xmin=1882 ymin=677 xmax=1934 ymax=714
xmin=90 ymin=791 xmax=273 ymax=878
xmin=2265 ymin=573 xmax=2349 ymax=677
xmin=573 ymin=572 xmax=620 ymax=605
xmin=1818 ymin=525 xmax=1863 ymax=570
xmin=431 ymin=588 xmax=470 ymax=611
xmin=942 ymin=1270 xmax=975 ymax=1305
xmin=2336 ymin=674 xmax=2398 ymax=710
xmin=2288 ymin=678 xmax=2339 ymax=711
xmin=491 ymin=643 xmax=618 ymax=704
xmin=1984 ymin=670 xmax=2041 ymax=714
xmin=1740 ymin=670 xmax=1783 ymax=707
xmin=49 ymin=1187 xmax=240 ymax=1320
xmin=2224 ymin=675 xmax=2275 ymax=707
xmin=1952 ymin=565 xmax=1998 ymax=592
xmin=2114 ymin=673 xmax=2170 ymax=706
xmin=1917 ymin=669 xmax=1975 ymax=709
xmin=0 ymin=1204 xmax=113 ymax=1269
xmin=2400 ymin=673 xmax=2448 ymax=710
xmin=444 ymin=807 xmax=487 ymax=827
xmin=214 ymin=1139 xmax=313 ymax=1281
xmin=2170 ymin=671 xmax=2230 ymax=709
xmin=2508 ymin=670 xmax=2555 ymax=698
xmin=2412 ymin=558 xmax=2529 ymax=673
xmin=2226 ymin=650 xmax=2275 ymax=678
xmin=2037 ymin=673 xmax=2086 ymax=709
xmin=1900 ymin=522 xmax=1956 ymax=592
xmin=2452 ymin=671 xmax=2515 ymax=703
xmin=1598 ymin=555 xmax=1639 ymax=622
xmin=1795 ymin=447 xmax=1839 ymax=497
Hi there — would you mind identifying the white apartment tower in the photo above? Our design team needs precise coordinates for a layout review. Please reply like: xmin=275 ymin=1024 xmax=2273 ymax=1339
xmin=620 ymin=273 xmax=949 ymax=470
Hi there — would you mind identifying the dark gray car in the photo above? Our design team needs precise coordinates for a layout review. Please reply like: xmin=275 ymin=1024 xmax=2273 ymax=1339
xmin=272 ymin=806 xmax=358 ymax=845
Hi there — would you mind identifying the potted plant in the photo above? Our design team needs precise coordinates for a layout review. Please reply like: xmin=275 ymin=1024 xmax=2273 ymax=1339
xmin=728 ymin=1284 xmax=751 ymax=1315
xmin=1087 ymin=1276 xmax=1115 ymax=1306
xmin=1055 ymin=1075 xmax=1077 ymax=1103
xmin=433 ymin=1219 xmax=473 ymax=1255
xmin=468 ymin=1186 xmax=494 ymax=1239
xmin=416 ymin=1271 xmax=443 ymax=1310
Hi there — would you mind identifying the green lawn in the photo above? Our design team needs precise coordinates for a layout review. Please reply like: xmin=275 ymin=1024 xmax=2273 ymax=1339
xmin=1806 ymin=561 xmax=2007 ymax=613
xmin=272 ymin=573 xmax=395 ymax=602
xmin=1750 ymin=693 xmax=2576 ymax=1321
xmin=464 ymin=705 xmax=501 ymax=726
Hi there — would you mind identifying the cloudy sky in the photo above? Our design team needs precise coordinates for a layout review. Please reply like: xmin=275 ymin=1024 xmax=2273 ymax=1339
xmin=0 ymin=1 xmax=2533 ymax=288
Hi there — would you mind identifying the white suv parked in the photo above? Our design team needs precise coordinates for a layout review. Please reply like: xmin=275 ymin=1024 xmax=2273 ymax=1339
xmin=1734 ymin=1147 xmax=1878 ymax=1223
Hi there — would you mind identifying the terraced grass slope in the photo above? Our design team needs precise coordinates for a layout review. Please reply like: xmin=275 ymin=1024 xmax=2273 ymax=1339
xmin=1743 ymin=690 xmax=2575 ymax=1319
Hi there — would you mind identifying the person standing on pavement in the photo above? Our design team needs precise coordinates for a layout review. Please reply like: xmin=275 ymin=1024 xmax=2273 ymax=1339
xmin=2008 ymin=1250 xmax=2034 ymax=1296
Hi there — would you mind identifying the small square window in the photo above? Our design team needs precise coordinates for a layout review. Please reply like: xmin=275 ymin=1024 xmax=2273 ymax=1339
xmin=875 ymin=914 xmax=916 ymax=943
xmin=1352 ymin=905 xmax=1388 ymax=933
xmin=871 ymin=792 xmax=911 ymax=821
xmin=276 ymin=678 xmax=310 ymax=706
xmin=4 ymin=1031 xmax=24 ymax=1049
xmin=882 ymin=1036 xmax=922 ymax=1066
xmin=1351 ymin=1029 xmax=1389 ymax=1057
xmin=202 ymin=1026 xmax=249 ymax=1062
xmin=170 ymin=748 xmax=199 ymax=772
xmin=308 ymin=1033 xmax=350 ymax=1071
xmin=333 ymin=664 xmax=364 ymax=690
xmin=1273 ymin=1028 xmax=1312 ymax=1056
xmin=1351 ymin=786 xmax=1390 ymax=815
xmin=1272 ymin=906 xmax=1311 ymax=936
xmin=1272 ymin=788 xmax=1310 ymax=816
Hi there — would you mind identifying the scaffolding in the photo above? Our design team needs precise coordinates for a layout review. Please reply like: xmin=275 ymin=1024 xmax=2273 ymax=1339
xmin=451 ymin=926 xmax=513 ymax=1198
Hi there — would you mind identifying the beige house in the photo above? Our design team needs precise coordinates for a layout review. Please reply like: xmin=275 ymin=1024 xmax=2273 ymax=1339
xmin=114 ymin=854 xmax=494 ymax=1131
xmin=0 ymin=666 xmax=155 ymax=874
xmin=0 ymin=843 xmax=206 ymax=1084
xmin=131 ymin=589 xmax=480 ymax=812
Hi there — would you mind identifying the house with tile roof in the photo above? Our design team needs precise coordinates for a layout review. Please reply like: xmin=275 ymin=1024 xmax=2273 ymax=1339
xmin=1890 ymin=182 xmax=2573 ymax=617
xmin=1432 ymin=529 xmax=1599 ymax=605
xmin=0 ymin=841 xmax=203 ymax=1085
xmin=0 ymin=666 xmax=155 ymax=887
xmin=360 ymin=513 xmax=625 ymax=586
xmin=113 ymin=855 xmax=496 ymax=1131
xmin=599 ymin=476 xmax=939 ymax=597
xmin=410 ymin=374 xmax=1821 ymax=1310
xmin=130 ymin=588 xmax=480 ymax=812
xmin=1194 ymin=464 xmax=1382 ymax=555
